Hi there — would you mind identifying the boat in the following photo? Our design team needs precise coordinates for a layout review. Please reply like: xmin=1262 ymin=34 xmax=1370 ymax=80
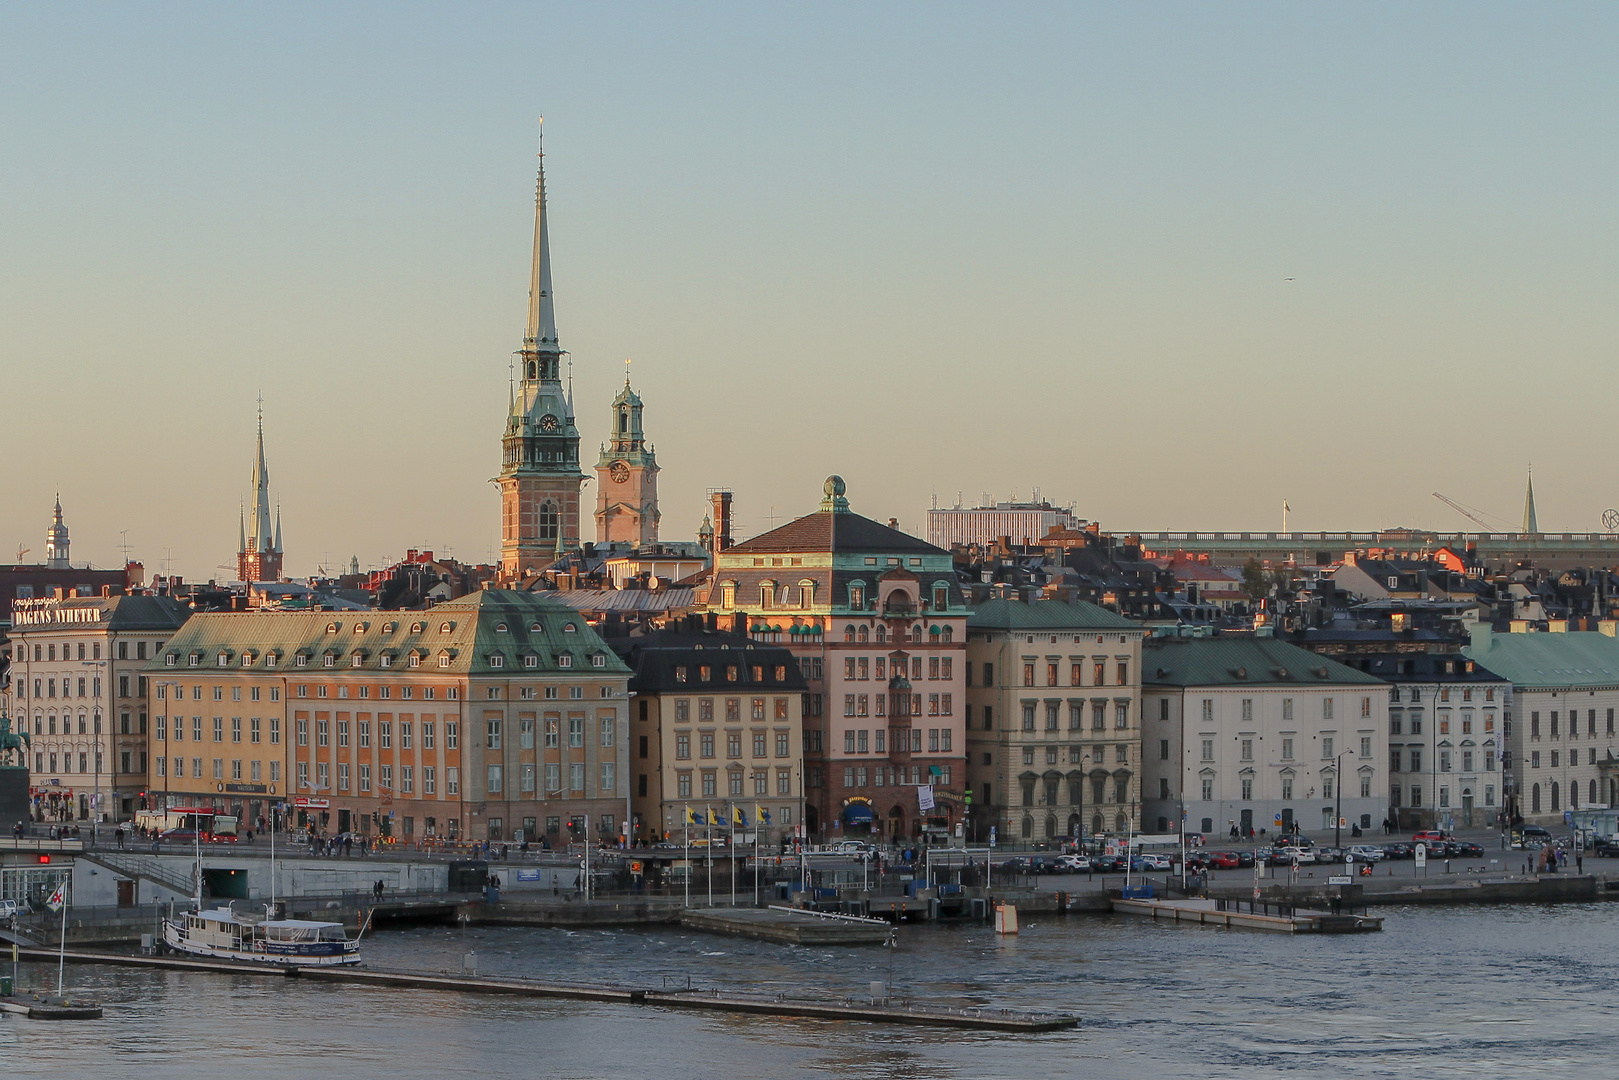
xmin=162 ymin=905 xmax=361 ymax=965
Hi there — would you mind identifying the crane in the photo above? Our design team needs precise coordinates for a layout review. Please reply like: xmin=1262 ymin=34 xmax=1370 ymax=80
xmin=1432 ymin=492 xmax=1509 ymax=532
xmin=15 ymin=545 xmax=29 ymax=562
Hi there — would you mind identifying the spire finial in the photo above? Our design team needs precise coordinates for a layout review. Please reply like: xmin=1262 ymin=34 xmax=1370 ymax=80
xmin=524 ymin=117 xmax=558 ymax=350
xmin=625 ymin=356 xmax=632 ymax=387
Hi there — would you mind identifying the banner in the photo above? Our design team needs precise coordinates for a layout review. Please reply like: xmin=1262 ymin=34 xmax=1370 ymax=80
xmin=46 ymin=881 xmax=66 ymax=913
xmin=917 ymin=785 xmax=935 ymax=812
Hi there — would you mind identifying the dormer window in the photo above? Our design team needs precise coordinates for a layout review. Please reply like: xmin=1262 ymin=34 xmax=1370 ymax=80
xmin=410 ymin=622 xmax=424 ymax=633
xmin=563 ymin=623 xmax=578 ymax=634
xmin=489 ymin=654 xmax=505 ymax=669
xmin=408 ymin=654 xmax=421 ymax=669
xmin=558 ymin=654 xmax=573 ymax=668
xmin=217 ymin=652 xmax=229 ymax=666
xmin=240 ymin=653 xmax=254 ymax=667
xmin=524 ymin=654 xmax=539 ymax=669
xmin=439 ymin=654 xmax=451 ymax=668
xmin=440 ymin=622 xmax=453 ymax=633
xmin=326 ymin=622 xmax=340 ymax=634
xmin=351 ymin=653 xmax=364 ymax=667
xmin=592 ymin=653 xmax=606 ymax=668
xmin=323 ymin=654 xmax=335 ymax=668
xmin=495 ymin=622 xmax=509 ymax=632
xmin=383 ymin=622 xmax=397 ymax=633
xmin=380 ymin=654 xmax=391 ymax=668
xmin=530 ymin=622 xmax=543 ymax=632
xmin=188 ymin=653 xmax=200 ymax=667
xmin=295 ymin=655 xmax=308 ymax=668
xmin=166 ymin=653 xmax=177 ymax=667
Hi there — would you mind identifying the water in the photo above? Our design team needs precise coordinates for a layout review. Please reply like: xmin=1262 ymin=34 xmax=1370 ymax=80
xmin=4 ymin=904 xmax=1618 ymax=1078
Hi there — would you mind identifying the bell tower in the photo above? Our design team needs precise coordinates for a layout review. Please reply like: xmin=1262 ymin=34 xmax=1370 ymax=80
xmin=500 ymin=120 xmax=585 ymax=578
xmin=594 ymin=370 xmax=660 ymax=547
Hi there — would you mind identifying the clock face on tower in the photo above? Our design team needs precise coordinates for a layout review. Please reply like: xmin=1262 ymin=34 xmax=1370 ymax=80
xmin=609 ymin=461 xmax=630 ymax=483
xmin=539 ymin=414 xmax=560 ymax=432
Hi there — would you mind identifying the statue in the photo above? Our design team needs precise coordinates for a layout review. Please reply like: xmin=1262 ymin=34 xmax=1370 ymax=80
xmin=0 ymin=713 xmax=30 ymax=767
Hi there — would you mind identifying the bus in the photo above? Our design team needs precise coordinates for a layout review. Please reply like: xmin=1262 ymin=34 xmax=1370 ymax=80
xmin=134 ymin=807 xmax=240 ymax=842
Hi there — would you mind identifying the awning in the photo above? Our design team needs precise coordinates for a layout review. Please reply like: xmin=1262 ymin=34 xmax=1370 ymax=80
xmin=842 ymin=803 xmax=875 ymax=824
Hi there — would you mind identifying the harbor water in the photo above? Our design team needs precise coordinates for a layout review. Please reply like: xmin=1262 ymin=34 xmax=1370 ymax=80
xmin=3 ymin=903 xmax=1617 ymax=1078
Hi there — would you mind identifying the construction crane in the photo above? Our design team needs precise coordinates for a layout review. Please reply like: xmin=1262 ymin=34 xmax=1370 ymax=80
xmin=15 ymin=545 xmax=29 ymax=562
xmin=1432 ymin=492 xmax=1509 ymax=532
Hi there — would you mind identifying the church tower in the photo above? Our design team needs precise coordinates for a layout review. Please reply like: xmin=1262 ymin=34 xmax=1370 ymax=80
xmin=594 ymin=373 xmax=660 ymax=547
xmin=45 ymin=496 xmax=70 ymax=568
xmin=500 ymin=122 xmax=585 ymax=578
xmin=237 ymin=404 xmax=284 ymax=583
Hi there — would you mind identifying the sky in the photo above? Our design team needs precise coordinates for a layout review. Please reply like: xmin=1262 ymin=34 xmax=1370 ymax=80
xmin=3 ymin=3 xmax=1618 ymax=580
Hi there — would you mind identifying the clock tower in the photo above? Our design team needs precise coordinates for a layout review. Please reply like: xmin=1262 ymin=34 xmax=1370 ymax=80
xmin=594 ymin=376 xmax=660 ymax=547
xmin=500 ymin=123 xmax=586 ymax=579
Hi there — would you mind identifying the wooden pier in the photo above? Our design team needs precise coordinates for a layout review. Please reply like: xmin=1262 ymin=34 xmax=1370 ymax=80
xmin=678 ymin=906 xmax=893 ymax=945
xmin=0 ymin=992 xmax=104 ymax=1019
xmin=1111 ymin=896 xmax=1382 ymax=934
xmin=13 ymin=947 xmax=1077 ymax=1032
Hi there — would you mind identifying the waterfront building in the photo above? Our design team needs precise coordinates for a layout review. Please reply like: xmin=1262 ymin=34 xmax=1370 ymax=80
xmin=235 ymin=408 xmax=284 ymax=583
xmin=963 ymin=598 xmax=1146 ymax=843
xmin=594 ymin=377 xmax=660 ymax=547
xmin=927 ymin=498 xmax=1080 ymax=549
xmin=7 ymin=593 xmax=190 ymax=821
xmin=1140 ymin=635 xmax=1387 ymax=838
xmin=143 ymin=590 xmax=631 ymax=845
xmin=705 ymin=477 xmax=968 ymax=840
xmin=609 ymin=626 xmax=806 ymax=846
xmin=1325 ymin=652 xmax=1511 ymax=830
xmin=500 ymin=130 xmax=586 ymax=577
xmin=1463 ymin=622 xmax=1619 ymax=825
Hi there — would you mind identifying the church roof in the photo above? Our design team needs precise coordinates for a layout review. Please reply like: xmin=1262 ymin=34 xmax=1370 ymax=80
xmin=728 ymin=511 xmax=941 ymax=556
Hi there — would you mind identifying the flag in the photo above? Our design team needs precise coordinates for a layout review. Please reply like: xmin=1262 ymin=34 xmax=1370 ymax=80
xmin=46 ymin=881 xmax=66 ymax=913
xmin=1283 ymin=501 xmax=1291 ymax=512
xmin=685 ymin=805 xmax=705 ymax=826
xmin=732 ymin=805 xmax=746 ymax=828
xmin=755 ymin=803 xmax=772 ymax=826
xmin=706 ymin=807 xmax=719 ymax=829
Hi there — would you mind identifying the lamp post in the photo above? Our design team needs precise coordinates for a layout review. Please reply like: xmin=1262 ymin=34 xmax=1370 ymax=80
xmin=81 ymin=659 xmax=106 ymax=844
xmin=1334 ymin=748 xmax=1348 ymax=852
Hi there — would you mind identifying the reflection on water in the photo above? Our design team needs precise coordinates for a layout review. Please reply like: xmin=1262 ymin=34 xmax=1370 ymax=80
xmin=3 ymin=903 xmax=1618 ymax=1078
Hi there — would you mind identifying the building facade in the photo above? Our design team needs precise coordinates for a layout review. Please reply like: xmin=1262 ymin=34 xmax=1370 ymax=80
xmin=610 ymin=628 xmax=805 ymax=846
xmin=1463 ymin=623 xmax=1619 ymax=827
xmin=7 ymin=594 xmax=191 ymax=822
xmin=706 ymin=477 xmax=969 ymax=840
xmin=963 ymin=597 xmax=1145 ymax=843
xmin=1141 ymin=635 xmax=1388 ymax=839
xmin=1333 ymin=652 xmax=1511 ymax=830
xmin=144 ymin=590 xmax=631 ymax=844
xmin=500 ymin=131 xmax=586 ymax=577
xmin=926 ymin=499 xmax=1081 ymax=549
xmin=594 ymin=378 xmax=660 ymax=547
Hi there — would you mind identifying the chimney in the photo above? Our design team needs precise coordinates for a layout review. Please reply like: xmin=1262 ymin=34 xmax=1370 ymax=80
xmin=733 ymin=612 xmax=749 ymax=635
xmin=711 ymin=491 xmax=734 ymax=552
xmin=1598 ymin=620 xmax=1618 ymax=638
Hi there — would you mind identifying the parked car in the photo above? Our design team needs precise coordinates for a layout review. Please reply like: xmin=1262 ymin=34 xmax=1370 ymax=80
xmin=0 ymin=898 xmax=19 ymax=925
xmin=1454 ymin=842 xmax=1485 ymax=858
xmin=1277 ymin=846 xmax=1316 ymax=864
xmin=1091 ymin=855 xmax=1124 ymax=872
xmin=1314 ymin=847 xmax=1345 ymax=864
xmin=1347 ymin=845 xmax=1386 ymax=863
xmin=1592 ymin=839 xmax=1619 ymax=858
xmin=1383 ymin=842 xmax=1414 ymax=860
xmin=1412 ymin=830 xmax=1451 ymax=844
xmin=1131 ymin=853 xmax=1172 ymax=871
xmin=1056 ymin=854 xmax=1091 ymax=872
xmin=1236 ymin=850 xmax=1257 ymax=868
xmin=1207 ymin=851 xmax=1242 ymax=869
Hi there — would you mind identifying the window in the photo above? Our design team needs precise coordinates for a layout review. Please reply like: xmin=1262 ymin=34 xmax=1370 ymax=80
xmin=1360 ymin=736 xmax=1372 ymax=758
xmin=360 ymin=764 xmax=372 ymax=792
xmin=569 ymin=716 xmax=584 ymax=747
xmin=1201 ymin=738 xmax=1214 ymax=762
xmin=486 ymin=718 xmax=501 ymax=749
xmin=446 ymin=722 xmax=458 ymax=749
xmin=487 ymin=765 xmax=502 ymax=793
xmin=447 ymin=767 xmax=459 ymax=795
xmin=1201 ymin=777 xmax=1213 ymax=801
xmin=1240 ymin=739 xmax=1253 ymax=762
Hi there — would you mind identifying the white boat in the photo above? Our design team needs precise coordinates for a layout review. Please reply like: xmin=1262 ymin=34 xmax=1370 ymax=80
xmin=162 ymin=905 xmax=361 ymax=966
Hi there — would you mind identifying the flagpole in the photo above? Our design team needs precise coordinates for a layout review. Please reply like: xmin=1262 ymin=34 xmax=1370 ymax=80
xmin=682 ymin=805 xmax=690 ymax=909
xmin=56 ymin=880 xmax=68 ymax=995
xmin=706 ymin=814 xmax=713 ymax=908
xmin=729 ymin=803 xmax=736 ymax=908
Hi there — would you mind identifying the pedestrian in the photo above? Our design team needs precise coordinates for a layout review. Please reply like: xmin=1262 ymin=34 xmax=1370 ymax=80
xmin=1577 ymin=853 xmax=1584 ymax=873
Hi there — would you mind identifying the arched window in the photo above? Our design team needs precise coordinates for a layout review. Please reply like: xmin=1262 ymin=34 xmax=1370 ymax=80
xmin=1045 ymin=815 xmax=1057 ymax=838
xmin=1551 ymin=782 xmax=1560 ymax=812
xmin=940 ymin=626 xmax=953 ymax=642
xmin=857 ymin=626 xmax=868 ymax=643
xmin=1591 ymin=779 xmax=1599 ymax=807
xmin=1021 ymin=815 xmax=1034 ymax=839
xmin=875 ymin=625 xmax=886 ymax=643
xmin=844 ymin=625 xmax=856 ymax=643
xmin=538 ymin=500 xmax=559 ymax=541
xmin=1531 ymin=783 xmax=1541 ymax=813
xmin=1115 ymin=813 xmax=1128 ymax=833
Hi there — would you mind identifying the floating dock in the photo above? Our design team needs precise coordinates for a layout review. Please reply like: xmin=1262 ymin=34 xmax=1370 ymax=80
xmin=1111 ymin=896 xmax=1382 ymax=934
xmin=14 ymin=947 xmax=1076 ymax=1032
xmin=0 ymin=992 xmax=104 ymax=1019
xmin=677 ymin=906 xmax=893 ymax=946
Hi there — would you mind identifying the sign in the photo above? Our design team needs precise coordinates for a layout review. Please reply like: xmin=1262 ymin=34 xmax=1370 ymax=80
xmin=1328 ymin=876 xmax=1353 ymax=885
xmin=294 ymin=797 xmax=330 ymax=809
xmin=989 ymin=825 xmax=997 ymax=848
xmin=1414 ymin=843 xmax=1427 ymax=867
xmin=224 ymin=783 xmax=268 ymax=794
xmin=516 ymin=869 xmax=541 ymax=882
xmin=917 ymin=785 xmax=936 ymax=812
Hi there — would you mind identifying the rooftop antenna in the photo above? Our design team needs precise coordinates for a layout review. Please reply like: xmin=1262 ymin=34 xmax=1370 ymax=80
xmin=118 ymin=530 xmax=132 ymax=564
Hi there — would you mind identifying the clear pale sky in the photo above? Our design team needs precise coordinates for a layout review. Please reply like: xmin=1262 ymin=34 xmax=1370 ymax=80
xmin=4 ymin=4 xmax=1617 ymax=580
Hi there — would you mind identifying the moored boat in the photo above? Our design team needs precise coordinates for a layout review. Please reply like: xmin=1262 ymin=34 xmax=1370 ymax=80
xmin=162 ymin=905 xmax=360 ymax=966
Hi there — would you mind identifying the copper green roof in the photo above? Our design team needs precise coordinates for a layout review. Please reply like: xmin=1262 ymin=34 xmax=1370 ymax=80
xmin=1463 ymin=628 xmax=1619 ymax=689
xmin=1144 ymin=637 xmax=1385 ymax=687
xmin=967 ymin=597 xmax=1139 ymax=632
xmin=145 ymin=589 xmax=630 ymax=677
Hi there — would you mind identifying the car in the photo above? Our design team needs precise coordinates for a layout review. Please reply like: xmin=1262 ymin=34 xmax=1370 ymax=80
xmin=1277 ymin=847 xmax=1316 ymax=864
xmin=1454 ymin=842 xmax=1485 ymax=858
xmin=1236 ymin=850 xmax=1257 ymax=868
xmin=1520 ymin=826 xmax=1553 ymax=841
xmin=0 ymin=898 xmax=19 ymax=924
xmin=1347 ymin=845 xmax=1386 ymax=862
xmin=1593 ymin=839 xmax=1619 ymax=858
xmin=1315 ymin=847 xmax=1345 ymax=864
xmin=1207 ymin=851 xmax=1242 ymax=869
xmin=1131 ymin=853 xmax=1172 ymax=871
xmin=1383 ymin=842 xmax=1414 ymax=860
xmin=1412 ymin=830 xmax=1450 ymax=844
xmin=1056 ymin=854 xmax=1091 ymax=872
xmin=1091 ymin=855 xmax=1124 ymax=872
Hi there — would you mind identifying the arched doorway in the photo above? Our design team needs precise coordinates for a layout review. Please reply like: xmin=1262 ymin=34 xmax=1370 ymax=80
xmin=1067 ymin=813 xmax=1081 ymax=839
xmin=1045 ymin=815 xmax=1057 ymax=839
xmin=1461 ymin=787 xmax=1473 ymax=828
xmin=888 ymin=805 xmax=905 ymax=841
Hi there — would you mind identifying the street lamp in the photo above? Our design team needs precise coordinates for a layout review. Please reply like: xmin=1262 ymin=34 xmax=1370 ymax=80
xmin=1334 ymin=748 xmax=1348 ymax=852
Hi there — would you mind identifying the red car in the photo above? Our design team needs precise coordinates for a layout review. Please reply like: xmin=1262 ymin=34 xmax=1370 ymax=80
xmin=1208 ymin=851 xmax=1242 ymax=869
xmin=1411 ymin=830 xmax=1449 ymax=844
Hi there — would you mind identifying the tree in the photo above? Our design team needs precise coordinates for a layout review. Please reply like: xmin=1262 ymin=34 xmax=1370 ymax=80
xmin=1241 ymin=559 xmax=1268 ymax=600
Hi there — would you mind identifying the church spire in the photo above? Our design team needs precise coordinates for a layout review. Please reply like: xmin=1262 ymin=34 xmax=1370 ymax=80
xmin=525 ymin=118 xmax=558 ymax=352
xmin=237 ymin=400 xmax=284 ymax=582
xmin=1522 ymin=466 xmax=1539 ymax=535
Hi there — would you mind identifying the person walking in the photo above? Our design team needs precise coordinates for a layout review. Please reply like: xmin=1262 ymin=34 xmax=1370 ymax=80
xmin=1577 ymin=852 xmax=1584 ymax=873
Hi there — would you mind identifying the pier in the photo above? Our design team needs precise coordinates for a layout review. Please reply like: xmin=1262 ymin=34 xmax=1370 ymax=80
xmin=10 ymin=947 xmax=1078 ymax=1032
xmin=678 ymin=906 xmax=893 ymax=945
xmin=1111 ymin=896 xmax=1382 ymax=934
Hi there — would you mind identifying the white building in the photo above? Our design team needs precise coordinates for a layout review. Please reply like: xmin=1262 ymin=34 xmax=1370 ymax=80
xmin=927 ymin=500 xmax=1081 ymax=549
xmin=1463 ymin=622 xmax=1619 ymax=827
xmin=1141 ymin=634 xmax=1388 ymax=839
